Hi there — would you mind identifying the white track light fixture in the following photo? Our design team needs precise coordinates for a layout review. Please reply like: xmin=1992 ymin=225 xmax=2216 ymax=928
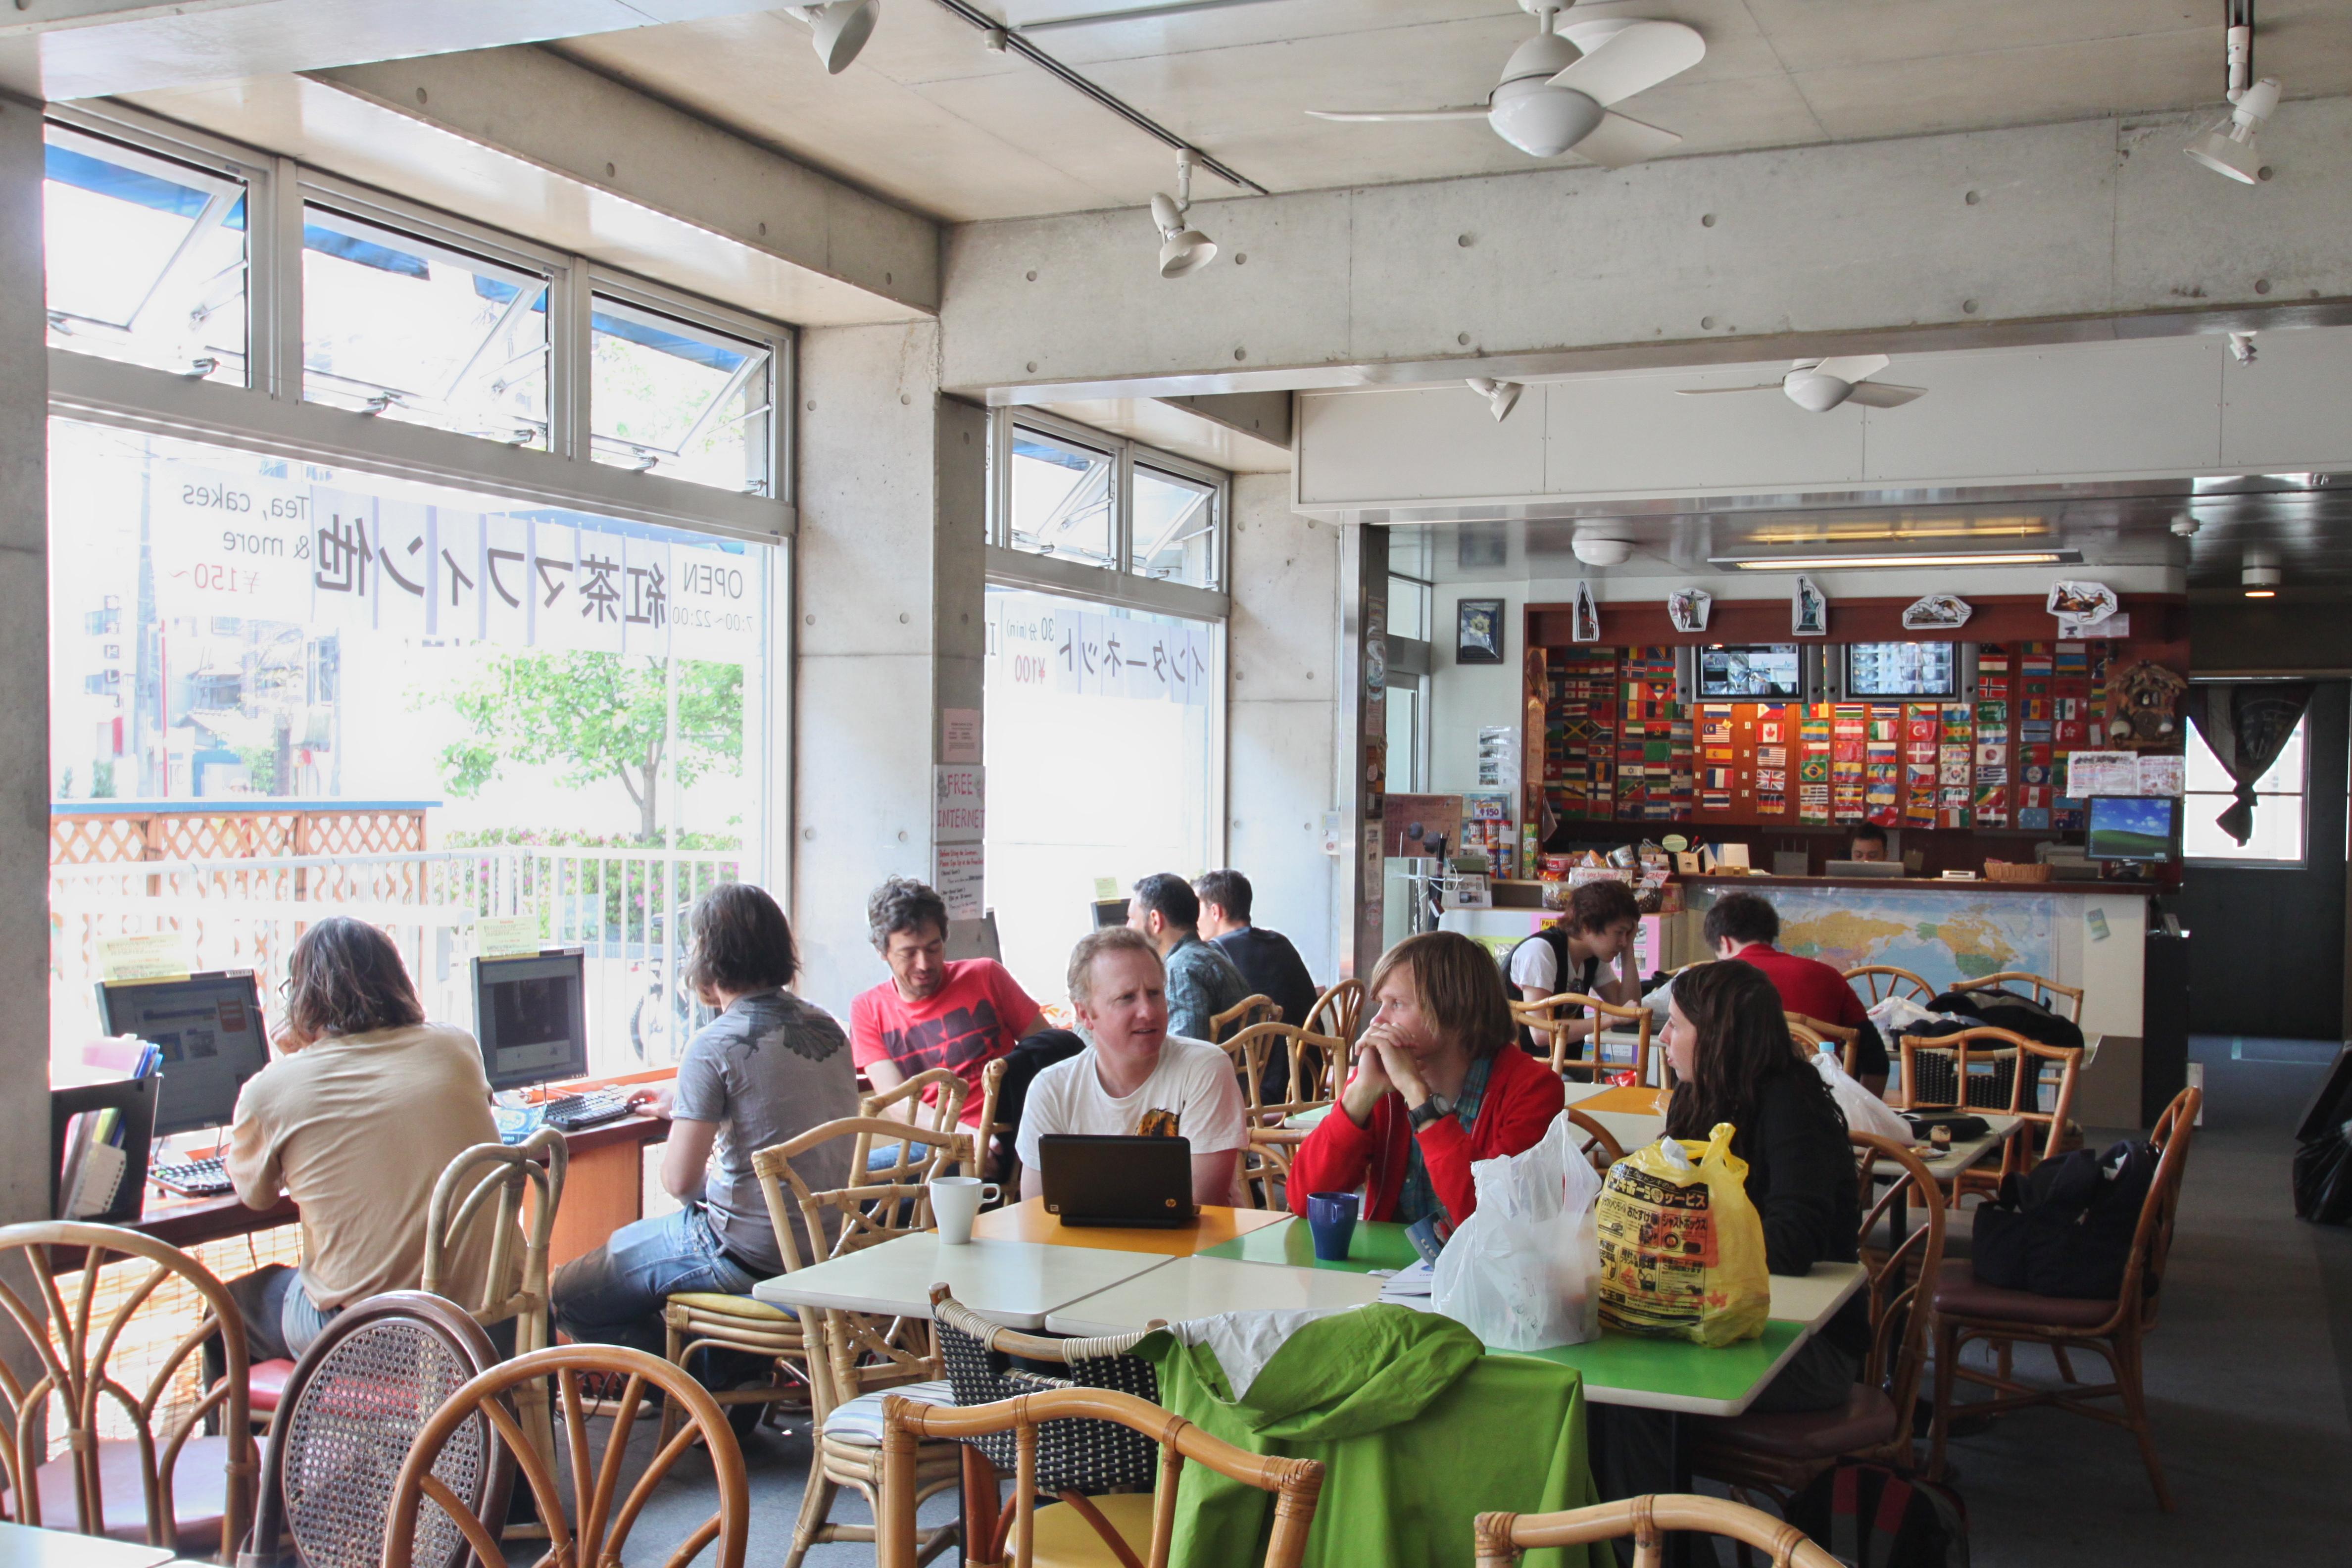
xmin=793 ymin=1 xmax=880 ymax=74
xmin=2243 ymin=548 xmax=2281 ymax=597
xmin=2186 ymin=21 xmax=2279 ymax=183
xmin=1466 ymin=376 xmax=1523 ymax=421
xmin=1150 ymin=151 xmax=1218 ymax=279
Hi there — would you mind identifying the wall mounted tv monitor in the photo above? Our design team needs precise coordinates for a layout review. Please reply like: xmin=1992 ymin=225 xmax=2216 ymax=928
xmin=1846 ymin=641 xmax=1958 ymax=699
xmin=1698 ymin=644 xmax=1802 ymax=698
xmin=2086 ymin=796 xmax=2180 ymax=864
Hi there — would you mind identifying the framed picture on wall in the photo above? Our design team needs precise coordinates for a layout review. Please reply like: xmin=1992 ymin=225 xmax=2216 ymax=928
xmin=1457 ymin=598 xmax=1505 ymax=663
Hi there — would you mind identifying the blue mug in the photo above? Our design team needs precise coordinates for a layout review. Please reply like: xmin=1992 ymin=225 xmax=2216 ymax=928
xmin=1305 ymin=1191 xmax=1360 ymax=1262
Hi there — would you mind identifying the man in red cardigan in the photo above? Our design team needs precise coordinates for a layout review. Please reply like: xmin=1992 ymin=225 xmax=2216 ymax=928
xmin=1288 ymin=931 xmax=1564 ymax=1235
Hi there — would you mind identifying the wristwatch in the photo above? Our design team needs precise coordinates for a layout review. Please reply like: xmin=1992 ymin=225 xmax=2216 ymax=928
xmin=1408 ymin=1093 xmax=1454 ymax=1131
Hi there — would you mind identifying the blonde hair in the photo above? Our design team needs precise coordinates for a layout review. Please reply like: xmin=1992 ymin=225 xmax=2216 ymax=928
xmin=1066 ymin=926 xmax=1162 ymax=1005
xmin=1367 ymin=931 xmax=1515 ymax=1060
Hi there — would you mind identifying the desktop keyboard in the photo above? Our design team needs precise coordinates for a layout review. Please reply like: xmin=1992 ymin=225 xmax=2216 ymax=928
xmin=539 ymin=1089 xmax=635 ymax=1132
xmin=151 ymin=1155 xmax=235 ymax=1198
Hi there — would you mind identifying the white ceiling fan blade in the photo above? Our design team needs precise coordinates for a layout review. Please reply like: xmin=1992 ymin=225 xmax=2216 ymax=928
xmin=1546 ymin=19 xmax=1705 ymax=107
xmin=1675 ymin=384 xmax=1786 ymax=396
xmin=1573 ymin=110 xmax=1682 ymax=168
xmin=1844 ymin=382 xmax=1928 ymax=409
xmin=1306 ymin=106 xmax=1491 ymax=123
xmin=1811 ymin=354 xmax=1892 ymax=385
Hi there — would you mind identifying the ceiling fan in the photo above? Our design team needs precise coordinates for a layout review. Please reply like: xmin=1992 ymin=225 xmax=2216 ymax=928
xmin=1676 ymin=356 xmax=1928 ymax=414
xmin=1306 ymin=1 xmax=1704 ymax=166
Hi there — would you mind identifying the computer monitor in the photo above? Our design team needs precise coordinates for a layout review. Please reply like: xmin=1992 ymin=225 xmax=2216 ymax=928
xmin=1698 ymin=644 xmax=1802 ymax=698
xmin=1846 ymin=640 xmax=1957 ymax=698
xmin=472 ymin=948 xmax=589 ymax=1091
xmin=95 ymin=970 xmax=271 ymax=1137
xmin=2085 ymin=796 xmax=2180 ymax=863
xmin=1091 ymin=897 xmax=1130 ymax=930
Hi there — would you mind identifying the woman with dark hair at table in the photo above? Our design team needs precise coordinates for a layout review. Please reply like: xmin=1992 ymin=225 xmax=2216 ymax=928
xmin=1287 ymin=930 xmax=1564 ymax=1237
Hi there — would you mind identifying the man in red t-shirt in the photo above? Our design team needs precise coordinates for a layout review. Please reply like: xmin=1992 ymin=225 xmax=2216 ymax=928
xmin=1703 ymin=890 xmax=1890 ymax=1094
xmin=849 ymin=878 xmax=1049 ymax=1129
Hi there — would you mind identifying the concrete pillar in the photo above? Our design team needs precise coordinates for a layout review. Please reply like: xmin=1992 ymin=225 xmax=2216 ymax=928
xmin=1336 ymin=524 xmax=1389 ymax=983
xmin=0 ymin=94 xmax=49 ymax=1228
xmin=1224 ymin=474 xmax=1340 ymax=984
xmin=790 ymin=322 xmax=987 ymax=1017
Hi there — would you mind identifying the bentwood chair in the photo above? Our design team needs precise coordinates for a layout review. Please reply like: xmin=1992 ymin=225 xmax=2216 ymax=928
xmin=1511 ymin=992 xmax=1653 ymax=1083
xmin=858 ymin=1067 xmax=975 ymax=1163
xmin=1209 ymin=993 xmax=1282 ymax=1043
xmin=424 ymin=1128 xmax=565 ymax=1463
xmin=238 ymin=1291 xmax=508 ymax=1568
xmin=1785 ymin=1013 xmax=1861 ymax=1077
xmin=1302 ymin=978 xmax=1364 ymax=1045
xmin=1224 ymin=1021 xmax=1345 ymax=1208
xmin=764 ymin=1119 xmax=972 ymax=1568
xmin=1473 ymin=1496 xmax=1840 ymax=1568
xmin=1566 ymin=1108 xmax=1626 ymax=1176
xmin=878 ymin=1386 xmax=1326 ymax=1568
xmin=386 ymin=1344 xmax=749 ymax=1568
xmin=1692 ymin=1135 xmax=1946 ymax=1500
xmin=1842 ymin=965 xmax=1936 ymax=1008
xmin=1930 ymin=1086 xmax=2202 ymax=1511
xmin=0 ymin=1222 xmax=255 ymax=1559
xmin=975 ymin=1055 xmax=1016 ymax=1190
xmin=1952 ymin=970 xmax=2085 ymax=1024
xmin=1897 ymin=1026 xmax=2082 ymax=1199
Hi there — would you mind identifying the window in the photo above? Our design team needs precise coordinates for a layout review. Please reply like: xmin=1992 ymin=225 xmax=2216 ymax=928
xmin=302 ymin=205 xmax=550 ymax=446
xmin=1007 ymin=427 xmax=1116 ymax=569
xmin=43 ymin=125 xmax=247 ymax=384
xmin=1131 ymin=466 xmax=1217 ymax=588
xmin=2186 ymin=712 xmax=2306 ymax=864
xmin=990 ymin=412 xmax=1227 ymax=593
xmin=591 ymin=296 xmax=773 ymax=494
xmin=1388 ymin=574 xmax=1432 ymax=641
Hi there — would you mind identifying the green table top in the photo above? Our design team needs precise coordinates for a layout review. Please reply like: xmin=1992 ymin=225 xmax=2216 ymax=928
xmin=1198 ymin=1215 xmax=1422 ymax=1273
xmin=1504 ymin=1322 xmax=1804 ymax=1415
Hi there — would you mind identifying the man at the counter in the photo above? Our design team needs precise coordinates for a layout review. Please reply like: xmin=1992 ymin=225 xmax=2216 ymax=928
xmin=1705 ymin=890 xmax=1891 ymax=1095
xmin=1847 ymin=822 xmax=1889 ymax=862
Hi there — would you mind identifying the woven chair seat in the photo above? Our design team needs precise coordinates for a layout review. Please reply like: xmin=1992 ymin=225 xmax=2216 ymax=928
xmin=668 ymin=1290 xmax=797 ymax=1322
xmin=1699 ymin=1385 xmax=1900 ymax=1462
xmin=28 ymin=1434 xmax=239 ymax=1545
xmin=823 ymin=1379 xmax=955 ymax=1448
xmin=1031 ymin=1490 xmax=1157 ymax=1568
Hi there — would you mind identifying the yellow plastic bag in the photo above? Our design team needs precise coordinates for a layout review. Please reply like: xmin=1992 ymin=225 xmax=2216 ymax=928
xmin=1595 ymin=1122 xmax=1770 ymax=1346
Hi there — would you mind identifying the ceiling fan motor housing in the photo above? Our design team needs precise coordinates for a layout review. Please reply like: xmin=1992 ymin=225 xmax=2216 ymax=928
xmin=1490 ymin=31 xmax=1600 ymax=157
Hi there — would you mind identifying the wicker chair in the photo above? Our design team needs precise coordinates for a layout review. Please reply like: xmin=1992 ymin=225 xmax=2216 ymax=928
xmin=974 ymin=1055 xmax=1017 ymax=1190
xmin=1511 ymin=992 xmax=1654 ymax=1083
xmin=1951 ymin=970 xmax=2085 ymax=1024
xmin=1566 ymin=1108 xmax=1626 ymax=1175
xmin=1223 ymin=1021 xmax=1345 ymax=1209
xmin=423 ymin=1128 xmax=565 ymax=1460
xmin=385 ymin=1343 xmax=749 ymax=1568
xmin=1897 ymin=1025 xmax=2082 ymax=1199
xmin=1209 ymin=993 xmax=1282 ymax=1042
xmin=858 ymin=1066 xmax=975 ymax=1162
xmin=1842 ymin=965 xmax=1936 ymax=1008
xmin=1473 ymin=1495 xmax=1840 ymax=1568
xmin=1785 ymin=1012 xmax=1861 ymax=1077
xmin=0 ymin=1221 xmax=254 ymax=1559
xmin=239 ymin=1291 xmax=508 ymax=1568
xmin=1929 ymin=1086 xmax=2202 ymax=1510
xmin=878 ymin=1386 xmax=1326 ymax=1568
xmin=1692 ymin=1134 xmax=1947 ymax=1499
xmin=1302 ymin=979 xmax=1364 ymax=1045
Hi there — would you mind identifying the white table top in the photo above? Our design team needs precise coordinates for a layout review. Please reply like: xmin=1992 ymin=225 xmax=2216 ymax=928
xmin=751 ymin=1234 xmax=1176 ymax=1330
xmin=0 ymin=1523 xmax=173 ymax=1568
xmin=1767 ymin=1260 xmax=1868 ymax=1329
xmin=1043 ymin=1256 xmax=1388 ymax=1336
xmin=1879 ymin=1112 xmax=2023 ymax=1182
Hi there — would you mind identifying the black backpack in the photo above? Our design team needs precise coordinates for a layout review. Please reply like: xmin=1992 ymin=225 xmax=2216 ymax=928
xmin=1918 ymin=988 xmax=2085 ymax=1053
xmin=1786 ymin=1463 xmax=1968 ymax=1568
xmin=1971 ymin=1137 xmax=2156 ymax=1299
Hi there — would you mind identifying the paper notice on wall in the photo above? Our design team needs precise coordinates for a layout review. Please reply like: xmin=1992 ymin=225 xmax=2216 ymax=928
xmin=478 ymin=914 xmax=541 ymax=957
xmin=934 ymin=843 xmax=985 ymax=920
xmin=934 ymin=765 xmax=984 ymax=843
xmin=2135 ymin=754 xmax=2185 ymax=797
xmin=98 ymin=932 xmax=191 ymax=982
xmin=2065 ymin=751 xmax=2158 ymax=797
xmin=941 ymin=708 xmax=981 ymax=764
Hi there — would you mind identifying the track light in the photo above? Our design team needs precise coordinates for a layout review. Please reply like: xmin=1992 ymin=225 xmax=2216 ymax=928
xmin=793 ymin=1 xmax=880 ymax=75
xmin=1150 ymin=151 xmax=1217 ymax=279
xmin=1466 ymin=376 xmax=1523 ymax=422
xmin=2230 ymin=331 xmax=2257 ymax=365
xmin=2186 ymin=23 xmax=2278 ymax=184
xmin=2243 ymin=548 xmax=2280 ymax=597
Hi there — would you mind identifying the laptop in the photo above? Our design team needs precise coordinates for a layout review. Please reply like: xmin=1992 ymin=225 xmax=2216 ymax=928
xmin=1037 ymin=1134 xmax=1199 ymax=1227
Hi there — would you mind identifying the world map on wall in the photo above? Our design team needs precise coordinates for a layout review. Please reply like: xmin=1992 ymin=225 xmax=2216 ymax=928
xmin=1764 ymin=888 xmax=2056 ymax=996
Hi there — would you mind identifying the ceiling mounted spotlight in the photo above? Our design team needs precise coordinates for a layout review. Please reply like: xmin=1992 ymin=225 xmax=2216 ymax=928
xmin=2170 ymin=512 xmax=2201 ymax=537
xmin=1466 ymin=376 xmax=1523 ymax=421
xmin=2243 ymin=547 xmax=2281 ymax=597
xmin=2186 ymin=20 xmax=2279 ymax=183
xmin=1572 ymin=529 xmax=1634 ymax=567
xmin=1150 ymin=151 xmax=1218 ymax=279
xmin=792 ymin=0 xmax=880 ymax=75
xmin=2230 ymin=331 xmax=2258 ymax=364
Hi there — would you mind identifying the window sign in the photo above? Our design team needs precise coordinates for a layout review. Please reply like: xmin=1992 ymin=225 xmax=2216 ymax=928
xmin=991 ymin=589 xmax=1211 ymax=706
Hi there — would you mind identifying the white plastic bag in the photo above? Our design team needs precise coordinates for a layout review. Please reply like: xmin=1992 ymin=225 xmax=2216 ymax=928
xmin=1429 ymin=1110 xmax=1604 ymax=1352
xmin=1811 ymin=1048 xmax=1912 ymax=1144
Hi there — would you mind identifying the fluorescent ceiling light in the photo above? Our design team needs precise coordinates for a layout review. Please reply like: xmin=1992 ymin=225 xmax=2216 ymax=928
xmin=1708 ymin=549 xmax=2082 ymax=571
xmin=1743 ymin=520 xmax=2048 ymax=545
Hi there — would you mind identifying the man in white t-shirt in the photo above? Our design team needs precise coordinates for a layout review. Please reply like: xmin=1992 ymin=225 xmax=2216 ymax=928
xmin=1017 ymin=926 xmax=1247 ymax=1207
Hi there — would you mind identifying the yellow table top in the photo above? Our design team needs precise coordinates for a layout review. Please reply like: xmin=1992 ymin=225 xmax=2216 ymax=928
xmin=1576 ymin=1084 xmax=1670 ymax=1117
xmin=972 ymin=1196 xmax=1292 ymax=1256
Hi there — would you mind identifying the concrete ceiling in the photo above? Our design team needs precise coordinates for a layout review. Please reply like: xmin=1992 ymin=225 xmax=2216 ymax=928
xmin=552 ymin=0 xmax=2352 ymax=222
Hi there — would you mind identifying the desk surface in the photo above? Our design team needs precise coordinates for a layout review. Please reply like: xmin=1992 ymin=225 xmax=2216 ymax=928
xmin=972 ymin=1198 xmax=1289 ymax=1256
xmin=1042 ymin=1256 xmax=1388 ymax=1336
xmin=0 ymin=1522 xmax=174 ymax=1568
xmin=751 ymin=1234 xmax=1174 ymax=1330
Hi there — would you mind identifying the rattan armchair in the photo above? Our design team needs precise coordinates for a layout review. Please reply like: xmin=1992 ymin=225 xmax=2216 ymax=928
xmin=424 ymin=1128 xmax=565 ymax=1462
xmin=1302 ymin=978 xmax=1364 ymax=1044
xmin=1511 ymin=991 xmax=1654 ymax=1082
xmin=1474 ymin=1495 xmax=1840 ymax=1568
xmin=1897 ymin=1024 xmax=2082 ymax=1198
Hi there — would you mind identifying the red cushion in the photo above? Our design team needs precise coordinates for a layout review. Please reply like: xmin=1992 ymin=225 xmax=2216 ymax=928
xmin=1930 ymin=1258 xmax=2117 ymax=1328
xmin=249 ymin=1357 xmax=297 ymax=1414
xmin=29 ymin=1434 xmax=237 ymax=1550
xmin=1702 ymin=1384 xmax=1900 ymax=1461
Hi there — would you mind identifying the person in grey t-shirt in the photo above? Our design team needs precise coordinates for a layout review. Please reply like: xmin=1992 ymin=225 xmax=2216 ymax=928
xmin=551 ymin=883 xmax=857 ymax=1370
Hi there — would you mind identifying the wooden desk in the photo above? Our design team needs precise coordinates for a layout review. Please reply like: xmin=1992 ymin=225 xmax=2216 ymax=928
xmin=971 ymin=1197 xmax=1290 ymax=1257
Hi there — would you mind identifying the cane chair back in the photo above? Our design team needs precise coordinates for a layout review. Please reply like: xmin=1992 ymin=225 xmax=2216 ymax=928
xmin=1566 ymin=1109 xmax=1626 ymax=1176
xmin=1951 ymin=971 xmax=2085 ymax=1023
xmin=1511 ymin=992 xmax=1653 ymax=1083
xmin=0 ymin=1222 xmax=253 ymax=1558
xmin=243 ymin=1291 xmax=507 ymax=1568
xmin=1302 ymin=979 xmax=1364 ymax=1044
xmin=423 ymin=1127 xmax=564 ymax=1343
xmin=878 ymin=1386 xmax=1326 ymax=1568
xmin=1222 ymin=1023 xmax=1345 ymax=1208
xmin=386 ymin=1344 xmax=748 ymax=1568
xmin=931 ymin=1288 xmax=1160 ymax=1506
xmin=1474 ymin=1495 xmax=1840 ymax=1568
xmin=1897 ymin=1025 xmax=2081 ymax=1190
xmin=1785 ymin=1013 xmax=1861 ymax=1076
xmin=859 ymin=1068 xmax=974 ymax=1168
xmin=975 ymin=1055 xmax=1016 ymax=1189
xmin=1842 ymin=965 xmax=1936 ymax=1008
xmin=1209 ymin=993 xmax=1282 ymax=1042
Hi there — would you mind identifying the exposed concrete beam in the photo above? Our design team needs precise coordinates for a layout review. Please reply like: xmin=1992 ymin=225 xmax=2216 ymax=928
xmin=941 ymin=98 xmax=2352 ymax=401
xmin=120 ymin=46 xmax=938 ymax=326
xmin=0 ymin=0 xmax=804 ymax=101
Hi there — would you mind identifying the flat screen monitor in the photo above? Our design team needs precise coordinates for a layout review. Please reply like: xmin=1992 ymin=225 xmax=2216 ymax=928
xmin=96 ymin=970 xmax=271 ymax=1137
xmin=1698 ymin=644 xmax=1801 ymax=698
xmin=473 ymin=949 xmax=589 ymax=1091
xmin=1091 ymin=898 xmax=1130 ymax=930
xmin=2086 ymin=796 xmax=2180 ymax=863
xmin=1846 ymin=641 xmax=1958 ymax=698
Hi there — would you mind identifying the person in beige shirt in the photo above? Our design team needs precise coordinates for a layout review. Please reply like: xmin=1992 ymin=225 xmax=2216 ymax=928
xmin=221 ymin=916 xmax=508 ymax=1363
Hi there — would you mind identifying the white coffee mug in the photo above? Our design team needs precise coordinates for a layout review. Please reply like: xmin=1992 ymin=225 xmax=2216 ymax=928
xmin=929 ymin=1175 xmax=1002 ymax=1245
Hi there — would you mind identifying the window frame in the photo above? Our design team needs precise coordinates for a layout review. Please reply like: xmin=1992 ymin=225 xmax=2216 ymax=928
xmin=2184 ymin=708 xmax=2310 ymax=870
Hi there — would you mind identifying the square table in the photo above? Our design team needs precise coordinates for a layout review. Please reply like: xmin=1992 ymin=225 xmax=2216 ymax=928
xmin=1043 ymin=1256 xmax=1389 ymax=1336
xmin=1562 ymin=1082 xmax=1669 ymax=1152
xmin=0 ymin=1522 xmax=174 ymax=1568
xmin=750 ymin=1233 xmax=1175 ymax=1330
xmin=973 ymin=1197 xmax=1291 ymax=1257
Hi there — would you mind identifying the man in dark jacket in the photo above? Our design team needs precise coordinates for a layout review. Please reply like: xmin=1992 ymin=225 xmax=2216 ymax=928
xmin=1193 ymin=869 xmax=1321 ymax=1031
